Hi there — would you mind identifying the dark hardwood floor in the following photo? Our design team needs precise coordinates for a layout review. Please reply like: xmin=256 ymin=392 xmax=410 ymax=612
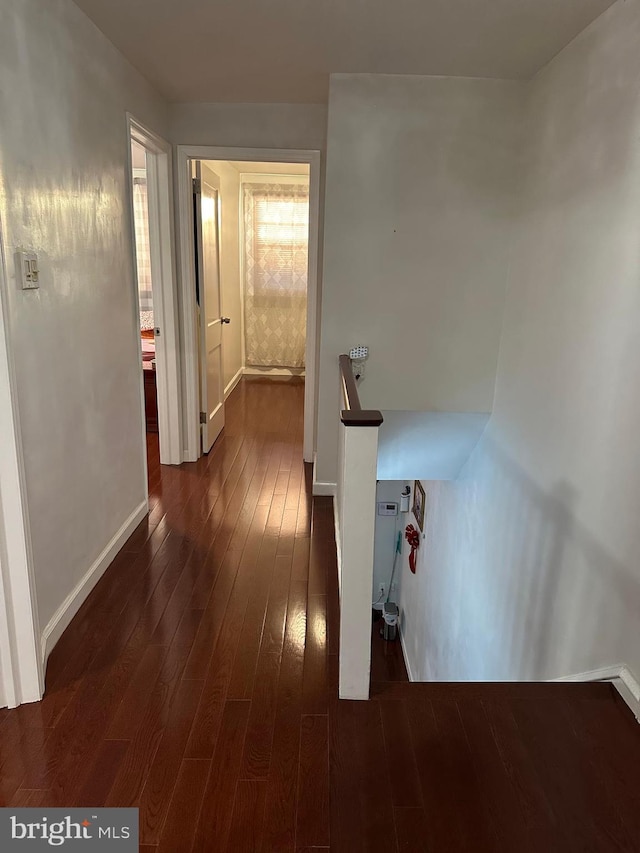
xmin=1 ymin=377 xmax=639 ymax=851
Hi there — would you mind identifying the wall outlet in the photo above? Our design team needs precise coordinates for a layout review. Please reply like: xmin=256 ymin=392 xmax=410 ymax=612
xmin=379 ymin=583 xmax=385 ymax=596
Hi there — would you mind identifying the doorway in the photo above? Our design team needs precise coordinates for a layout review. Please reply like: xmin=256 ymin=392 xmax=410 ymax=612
xmin=193 ymin=158 xmax=311 ymax=456
xmin=127 ymin=116 xmax=182 ymax=470
xmin=131 ymin=139 xmax=159 ymax=448
xmin=177 ymin=146 xmax=321 ymax=465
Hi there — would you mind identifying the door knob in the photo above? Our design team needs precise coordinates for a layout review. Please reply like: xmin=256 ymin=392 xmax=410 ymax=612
xmin=221 ymin=317 xmax=231 ymax=324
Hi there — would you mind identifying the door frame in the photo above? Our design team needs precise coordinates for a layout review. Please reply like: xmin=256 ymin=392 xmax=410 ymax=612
xmin=176 ymin=145 xmax=321 ymax=464
xmin=127 ymin=115 xmax=183 ymax=467
xmin=0 ymin=220 xmax=43 ymax=707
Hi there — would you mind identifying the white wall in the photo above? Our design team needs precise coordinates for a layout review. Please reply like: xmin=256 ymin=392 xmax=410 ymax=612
xmin=0 ymin=0 xmax=168 ymax=640
xmin=201 ymin=162 xmax=243 ymax=394
xmin=399 ymin=0 xmax=640 ymax=684
xmin=316 ymin=74 xmax=523 ymax=488
xmin=377 ymin=411 xmax=489 ymax=481
xmin=170 ymin=103 xmax=327 ymax=151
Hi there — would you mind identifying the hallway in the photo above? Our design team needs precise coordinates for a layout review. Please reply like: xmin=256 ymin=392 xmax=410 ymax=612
xmin=0 ymin=377 xmax=336 ymax=850
xmin=1 ymin=378 xmax=640 ymax=852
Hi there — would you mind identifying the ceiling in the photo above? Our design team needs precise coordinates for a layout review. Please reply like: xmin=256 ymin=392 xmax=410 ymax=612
xmin=73 ymin=0 xmax=616 ymax=104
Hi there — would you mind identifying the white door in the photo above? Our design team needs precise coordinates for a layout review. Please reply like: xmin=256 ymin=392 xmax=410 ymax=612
xmin=194 ymin=163 xmax=225 ymax=453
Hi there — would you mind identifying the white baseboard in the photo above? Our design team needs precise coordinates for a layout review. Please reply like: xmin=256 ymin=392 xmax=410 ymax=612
xmin=399 ymin=625 xmax=416 ymax=682
xmin=312 ymin=453 xmax=336 ymax=497
xmin=312 ymin=481 xmax=336 ymax=496
xmin=224 ymin=367 xmax=243 ymax=399
xmin=551 ymin=663 xmax=640 ymax=721
xmin=40 ymin=500 xmax=148 ymax=665
xmin=332 ymin=493 xmax=342 ymax=597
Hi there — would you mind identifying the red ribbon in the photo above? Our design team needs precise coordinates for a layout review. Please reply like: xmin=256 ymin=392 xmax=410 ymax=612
xmin=405 ymin=524 xmax=420 ymax=574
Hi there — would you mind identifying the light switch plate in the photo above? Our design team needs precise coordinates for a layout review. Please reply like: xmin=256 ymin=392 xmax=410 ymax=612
xmin=15 ymin=249 xmax=39 ymax=289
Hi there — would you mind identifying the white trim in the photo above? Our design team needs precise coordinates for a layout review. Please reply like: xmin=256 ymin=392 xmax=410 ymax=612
xmin=0 ymin=216 xmax=43 ymax=708
xmin=239 ymin=173 xmax=309 ymax=186
xmin=551 ymin=663 xmax=640 ymax=722
xmin=176 ymin=149 xmax=200 ymax=462
xmin=175 ymin=145 xmax=321 ymax=465
xmin=224 ymin=367 xmax=243 ymax=399
xmin=127 ymin=115 xmax=183 ymax=467
xmin=238 ymin=175 xmax=247 ymax=375
xmin=304 ymin=152 xmax=321 ymax=464
xmin=615 ymin=666 xmax=640 ymax=720
xmin=313 ymin=482 xmax=336 ymax=497
xmin=313 ymin=453 xmax=336 ymax=497
xmin=332 ymin=492 xmax=342 ymax=598
xmin=40 ymin=501 xmax=148 ymax=665
xmin=313 ymin=481 xmax=336 ymax=497
xmin=399 ymin=625 xmax=416 ymax=682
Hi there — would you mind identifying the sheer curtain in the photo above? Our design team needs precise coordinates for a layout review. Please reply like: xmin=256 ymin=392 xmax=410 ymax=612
xmin=243 ymin=182 xmax=309 ymax=368
xmin=133 ymin=177 xmax=153 ymax=316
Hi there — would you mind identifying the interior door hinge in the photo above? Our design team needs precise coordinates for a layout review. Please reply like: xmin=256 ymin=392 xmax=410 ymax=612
xmin=200 ymin=412 xmax=207 ymax=424
xmin=192 ymin=177 xmax=201 ymax=194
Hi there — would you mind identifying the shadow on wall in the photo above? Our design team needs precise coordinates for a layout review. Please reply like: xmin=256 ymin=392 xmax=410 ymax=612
xmin=406 ymin=435 xmax=640 ymax=683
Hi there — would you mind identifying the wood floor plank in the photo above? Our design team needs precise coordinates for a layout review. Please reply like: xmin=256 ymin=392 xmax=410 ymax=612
xmin=226 ymin=780 xmax=267 ymax=853
xmin=405 ymin=696 xmax=466 ymax=853
xmin=428 ymin=697 xmax=500 ymax=853
xmin=308 ymin=533 xmax=327 ymax=596
xmin=351 ymin=700 xmax=398 ymax=853
xmin=183 ymin=544 xmax=256 ymax=759
xmin=192 ymin=700 xmax=251 ymax=852
xmin=226 ymin=536 xmax=278 ymax=701
xmin=0 ymin=718 xmax=51 ymax=805
xmin=379 ymin=700 xmax=422 ymax=809
xmin=329 ymin=700 xmax=361 ymax=852
xmin=296 ymin=715 xmax=329 ymax=849
xmin=156 ymin=759 xmax=210 ymax=853
xmin=457 ymin=697 xmax=536 ymax=853
xmin=240 ymin=554 xmax=292 ymax=780
xmin=105 ymin=642 xmax=193 ymax=808
xmin=261 ymin=578 xmax=308 ymax=852
xmin=73 ymin=739 xmax=129 ymax=808
xmin=301 ymin=594 xmax=327 ymax=715
xmin=106 ymin=645 xmax=169 ymax=740
xmin=566 ymin=692 xmax=640 ymax=838
xmin=393 ymin=807 xmax=430 ymax=853
xmin=182 ymin=549 xmax=242 ymax=681
xmin=510 ymin=693 xmax=628 ymax=851
xmin=481 ymin=697 xmax=567 ymax=851
xmin=138 ymin=679 xmax=204 ymax=844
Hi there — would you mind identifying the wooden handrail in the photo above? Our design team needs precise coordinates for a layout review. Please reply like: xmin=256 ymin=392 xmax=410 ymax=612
xmin=339 ymin=354 xmax=383 ymax=427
